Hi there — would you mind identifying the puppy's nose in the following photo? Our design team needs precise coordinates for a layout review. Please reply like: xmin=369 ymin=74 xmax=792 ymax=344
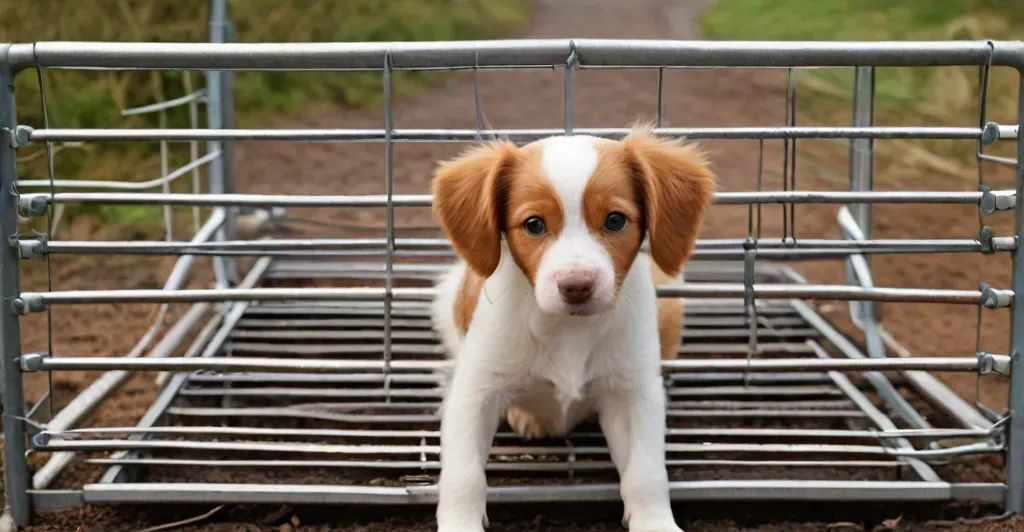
xmin=558 ymin=274 xmax=595 ymax=305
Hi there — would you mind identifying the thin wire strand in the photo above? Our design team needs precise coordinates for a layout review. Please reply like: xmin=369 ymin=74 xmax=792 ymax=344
xmin=974 ymin=42 xmax=996 ymax=416
xmin=33 ymin=48 xmax=56 ymax=420
xmin=785 ymin=68 xmax=797 ymax=243
xmin=183 ymin=71 xmax=202 ymax=233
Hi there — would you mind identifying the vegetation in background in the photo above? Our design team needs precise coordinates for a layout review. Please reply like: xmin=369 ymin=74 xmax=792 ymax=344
xmin=702 ymin=0 xmax=1024 ymax=180
xmin=0 ymin=0 xmax=530 ymax=231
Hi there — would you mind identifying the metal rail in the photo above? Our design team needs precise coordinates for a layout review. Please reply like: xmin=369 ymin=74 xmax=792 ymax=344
xmin=20 ymin=125 xmax=1020 ymax=142
xmin=11 ymin=283 xmax=1011 ymax=310
xmin=18 ymin=354 xmax=1005 ymax=374
xmin=9 ymin=39 xmax=1024 ymax=70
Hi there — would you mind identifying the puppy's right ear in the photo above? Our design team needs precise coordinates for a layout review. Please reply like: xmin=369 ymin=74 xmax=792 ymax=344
xmin=432 ymin=141 xmax=518 ymax=278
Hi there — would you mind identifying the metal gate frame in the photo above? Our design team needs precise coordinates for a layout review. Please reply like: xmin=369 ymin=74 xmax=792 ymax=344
xmin=1 ymin=27 xmax=1024 ymax=528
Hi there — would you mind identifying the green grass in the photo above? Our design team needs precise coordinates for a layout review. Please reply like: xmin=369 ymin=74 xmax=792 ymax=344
xmin=701 ymin=0 xmax=1024 ymax=178
xmin=2 ymin=0 xmax=531 ymax=230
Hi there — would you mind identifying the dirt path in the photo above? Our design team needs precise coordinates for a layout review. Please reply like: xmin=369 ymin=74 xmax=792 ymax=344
xmin=24 ymin=0 xmax=1021 ymax=529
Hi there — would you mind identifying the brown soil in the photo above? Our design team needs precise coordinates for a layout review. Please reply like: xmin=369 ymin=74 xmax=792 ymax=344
xmin=18 ymin=0 xmax=1024 ymax=530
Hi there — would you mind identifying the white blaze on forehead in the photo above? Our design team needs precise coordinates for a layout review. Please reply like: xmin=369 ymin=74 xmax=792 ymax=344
xmin=539 ymin=135 xmax=599 ymax=221
xmin=532 ymin=135 xmax=617 ymax=315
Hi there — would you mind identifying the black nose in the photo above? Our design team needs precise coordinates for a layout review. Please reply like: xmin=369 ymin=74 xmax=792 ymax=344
xmin=558 ymin=279 xmax=594 ymax=305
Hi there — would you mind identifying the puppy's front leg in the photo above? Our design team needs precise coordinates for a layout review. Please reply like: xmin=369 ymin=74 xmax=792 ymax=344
xmin=598 ymin=377 xmax=681 ymax=532
xmin=436 ymin=363 xmax=502 ymax=532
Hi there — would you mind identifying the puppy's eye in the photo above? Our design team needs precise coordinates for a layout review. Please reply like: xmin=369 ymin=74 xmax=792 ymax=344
xmin=523 ymin=216 xmax=547 ymax=237
xmin=604 ymin=212 xmax=627 ymax=232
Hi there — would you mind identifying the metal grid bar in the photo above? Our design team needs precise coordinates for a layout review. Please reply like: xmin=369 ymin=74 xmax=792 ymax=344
xmin=27 ymin=236 xmax=1016 ymax=256
xmin=13 ymin=283 xmax=1009 ymax=309
xmin=10 ymin=39 xmax=1024 ymax=70
xmin=20 ymin=355 xmax=999 ymax=373
xmin=19 ymin=189 xmax=1011 ymax=209
xmin=20 ymin=125 xmax=1019 ymax=142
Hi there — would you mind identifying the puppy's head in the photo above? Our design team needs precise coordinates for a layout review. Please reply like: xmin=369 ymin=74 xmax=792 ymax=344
xmin=432 ymin=128 xmax=714 ymax=316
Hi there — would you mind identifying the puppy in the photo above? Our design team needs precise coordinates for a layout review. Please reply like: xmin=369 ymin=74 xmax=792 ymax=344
xmin=430 ymin=128 xmax=714 ymax=531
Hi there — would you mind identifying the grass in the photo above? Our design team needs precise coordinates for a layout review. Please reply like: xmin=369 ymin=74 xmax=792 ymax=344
xmin=701 ymin=0 xmax=1024 ymax=179
xmin=2 ymin=0 xmax=531 ymax=231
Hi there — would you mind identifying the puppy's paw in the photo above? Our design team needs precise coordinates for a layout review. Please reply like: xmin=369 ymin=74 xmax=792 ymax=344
xmin=506 ymin=405 xmax=548 ymax=440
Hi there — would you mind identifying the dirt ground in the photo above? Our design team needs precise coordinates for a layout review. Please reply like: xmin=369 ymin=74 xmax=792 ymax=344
xmin=17 ymin=0 xmax=1024 ymax=530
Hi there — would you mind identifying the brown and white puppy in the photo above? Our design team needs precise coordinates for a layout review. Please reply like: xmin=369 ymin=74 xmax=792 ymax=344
xmin=431 ymin=128 xmax=714 ymax=531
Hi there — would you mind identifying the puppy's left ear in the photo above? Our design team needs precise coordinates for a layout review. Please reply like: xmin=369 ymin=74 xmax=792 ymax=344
xmin=624 ymin=129 xmax=715 ymax=276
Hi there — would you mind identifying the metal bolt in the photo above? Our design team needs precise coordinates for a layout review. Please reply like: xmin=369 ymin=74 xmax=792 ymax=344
xmin=17 ymin=195 xmax=48 ymax=218
xmin=981 ymin=121 xmax=1001 ymax=146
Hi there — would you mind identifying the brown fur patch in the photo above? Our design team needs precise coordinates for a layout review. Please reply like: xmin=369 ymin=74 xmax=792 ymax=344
xmin=652 ymin=264 xmax=682 ymax=361
xmin=502 ymin=143 xmax=564 ymax=284
xmin=453 ymin=269 xmax=486 ymax=334
xmin=623 ymin=128 xmax=715 ymax=276
xmin=583 ymin=142 xmax=646 ymax=291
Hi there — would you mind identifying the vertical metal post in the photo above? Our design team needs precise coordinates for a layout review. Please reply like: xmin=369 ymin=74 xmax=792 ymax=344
xmin=847 ymin=67 xmax=875 ymax=327
xmin=382 ymin=52 xmax=395 ymax=398
xmin=1005 ymin=71 xmax=1024 ymax=514
xmin=564 ymin=42 xmax=576 ymax=135
xmin=0 ymin=45 xmax=32 ymax=527
xmin=205 ymin=0 xmax=236 ymax=286
xmin=220 ymin=19 xmax=236 ymax=205
xmin=849 ymin=67 xmax=875 ymax=238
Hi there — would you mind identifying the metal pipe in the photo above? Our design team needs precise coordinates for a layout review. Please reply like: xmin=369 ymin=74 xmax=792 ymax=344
xmin=42 ymin=424 xmax=992 ymax=441
xmin=83 ymin=458 xmax=905 ymax=471
xmin=20 ymin=355 xmax=994 ymax=373
xmin=21 ymin=125 xmax=1017 ymax=142
xmin=11 ymin=283 xmax=1007 ymax=308
xmin=76 ymin=480 xmax=1007 ymax=505
xmin=1006 ymin=72 xmax=1024 ymax=514
xmin=18 ymin=190 xmax=1007 ymax=212
xmin=30 ymin=236 xmax=1014 ymax=256
xmin=9 ymin=40 xmax=1024 ymax=70
xmin=0 ymin=45 xmax=30 ymax=527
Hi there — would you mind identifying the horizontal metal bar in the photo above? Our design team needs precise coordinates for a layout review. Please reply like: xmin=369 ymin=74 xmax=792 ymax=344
xmin=28 ymin=490 xmax=83 ymax=511
xmin=225 ymin=326 xmax=814 ymax=341
xmin=978 ymin=153 xmax=1019 ymax=166
xmin=19 ymin=190 xmax=1009 ymax=213
xmin=174 ymin=384 xmax=839 ymax=399
xmin=32 ymin=236 xmax=1014 ymax=256
xmin=20 ymin=355 xmax=999 ymax=373
xmin=23 ymin=125 xmax=1017 ymax=142
xmin=120 ymin=89 xmax=206 ymax=116
xmin=85 ymin=457 xmax=904 ymax=471
xmin=37 ymin=439 xmax=896 ymax=456
xmin=78 ymin=480 xmax=1007 ymax=504
xmin=45 ymin=424 xmax=990 ymax=441
xmin=11 ymin=40 xmax=1024 ymax=70
xmin=163 ymin=404 xmax=854 ymax=422
xmin=13 ymin=283 xmax=1009 ymax=309
xmin=229 ymin=315 xmax=807 ymax=329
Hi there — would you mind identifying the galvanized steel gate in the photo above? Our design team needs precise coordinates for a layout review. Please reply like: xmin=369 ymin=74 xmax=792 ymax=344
xmin=2 ymin=7 xmax=1024 ymax=528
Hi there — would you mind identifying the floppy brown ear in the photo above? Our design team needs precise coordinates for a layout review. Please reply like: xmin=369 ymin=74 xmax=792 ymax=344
xmin=432 ymin=141 xmax=518 ymax=278
xmin=623 ymin=129 xmax=714 ymax=276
